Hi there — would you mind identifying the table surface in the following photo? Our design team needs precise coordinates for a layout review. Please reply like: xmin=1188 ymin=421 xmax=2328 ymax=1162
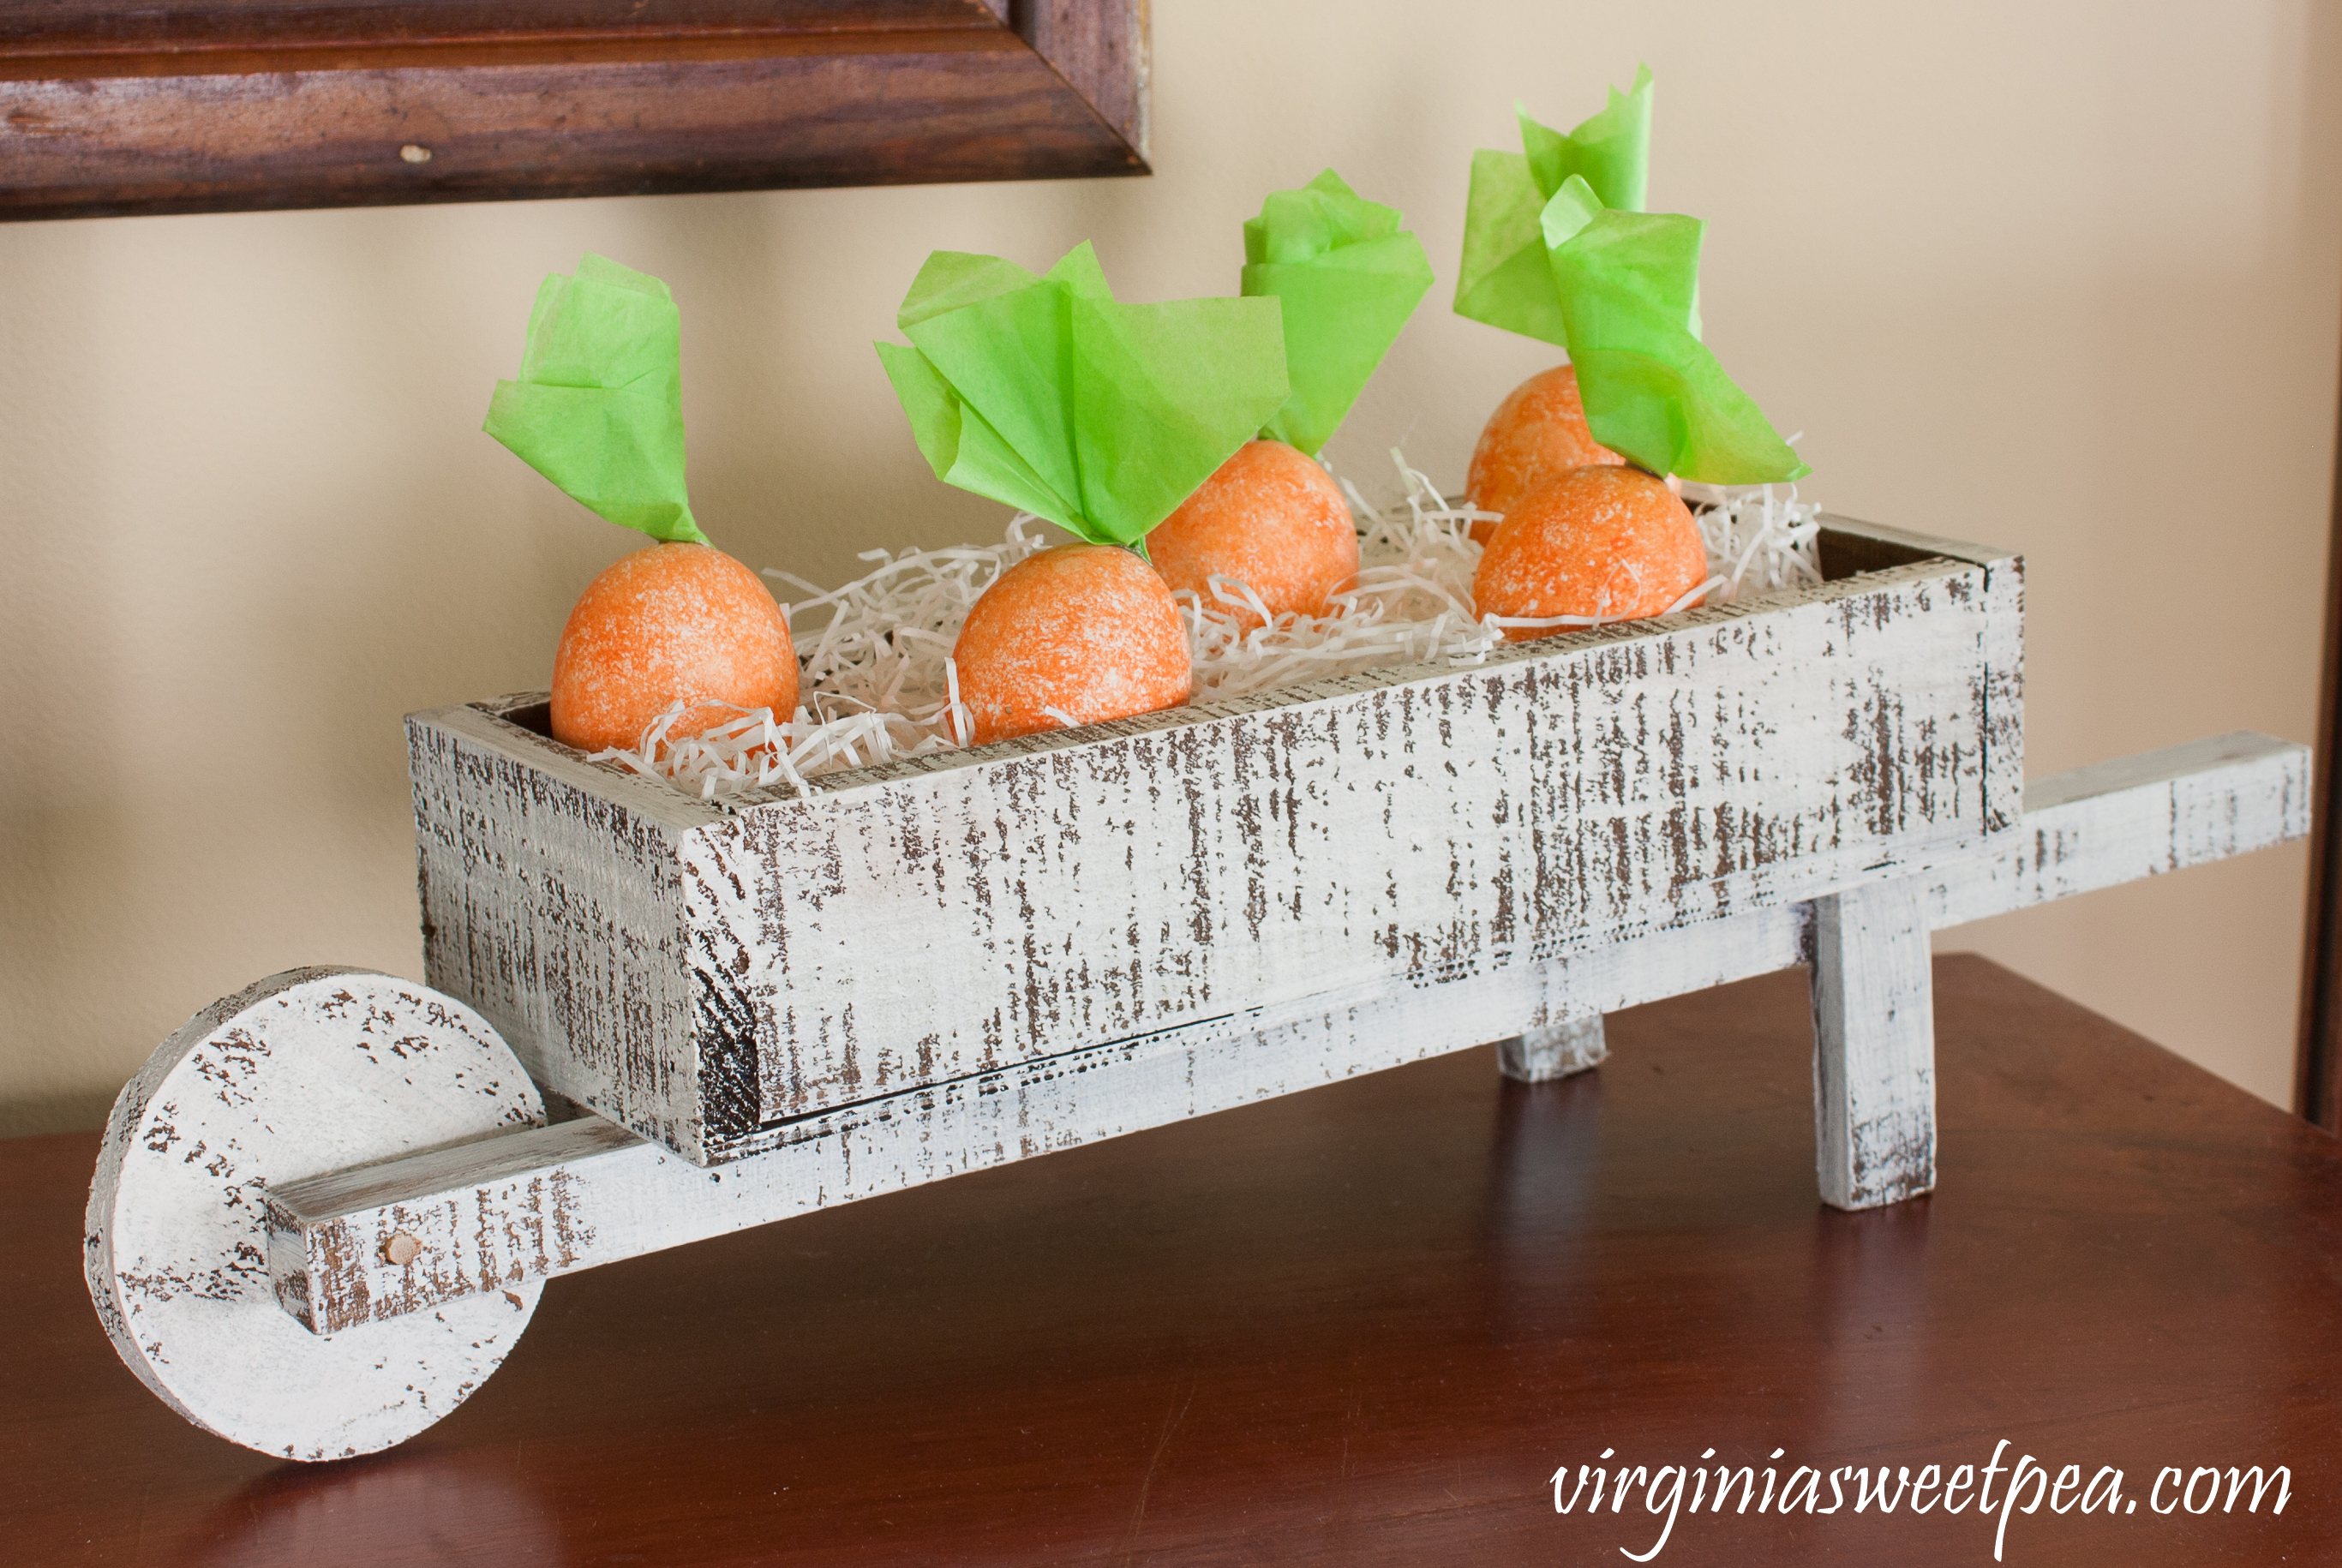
xmin=4 ymin=955 xmax=2336 ymax=1566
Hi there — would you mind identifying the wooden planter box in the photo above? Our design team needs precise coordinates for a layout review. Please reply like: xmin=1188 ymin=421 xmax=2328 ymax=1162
xmin=407 ymin=516 xmax=2022 ymax=1166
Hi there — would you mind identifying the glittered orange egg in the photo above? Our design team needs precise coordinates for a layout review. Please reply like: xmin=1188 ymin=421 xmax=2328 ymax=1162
xmin=1148 ymin=440 xmax=1361 ymax=625
xmin=550 ymin=542 xmax=799 ymax=752
xmin=1472 ymin=466 xmax=1707 ymax=643
xmin=1465 ymin=364 xmax=1627 ymax=542
xmin=953 ymin=543 xmax=1190 ymax=745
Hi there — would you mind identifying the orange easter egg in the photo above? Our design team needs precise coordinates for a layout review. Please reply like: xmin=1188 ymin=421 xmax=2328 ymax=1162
xmin=1149 ymin=440 xmax=1361 ymax=625
xmin=953 ymin=543 xmax=1191 ymax=745
xmin=550 ymin=542 xmax=799 ymax=752
xmin=1472 ymin=466 xmax=1707 ymax=643
xmin=1465 ymin=364 xmax=1627 ymax=542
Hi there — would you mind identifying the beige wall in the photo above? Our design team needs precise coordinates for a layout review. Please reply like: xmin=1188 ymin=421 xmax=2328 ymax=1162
xmin=3 ymin=1 xmax=2337 ymax=1134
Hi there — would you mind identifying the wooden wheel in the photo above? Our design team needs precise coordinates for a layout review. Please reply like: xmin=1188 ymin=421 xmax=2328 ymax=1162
xmin=85 ymin=969 xmax=546 ymax=1460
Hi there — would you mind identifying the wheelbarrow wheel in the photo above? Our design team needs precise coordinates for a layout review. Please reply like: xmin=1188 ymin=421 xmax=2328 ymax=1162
xmin=85 ymin=968 xmax=546 ymax=1461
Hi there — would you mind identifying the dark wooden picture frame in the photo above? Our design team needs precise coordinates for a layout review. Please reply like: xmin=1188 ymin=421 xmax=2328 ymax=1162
xmin=0 ymin=0 xmax=1147 ymax=221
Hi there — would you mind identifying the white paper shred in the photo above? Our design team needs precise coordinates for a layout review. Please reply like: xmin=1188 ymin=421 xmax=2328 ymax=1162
xmin=1182 ymin=454 xmax=1502 ymax=703
xmin=595 ymin=452 xmax=1824 ymax=802
xmin=1680 ymin=476 xmax=1826 ymax=607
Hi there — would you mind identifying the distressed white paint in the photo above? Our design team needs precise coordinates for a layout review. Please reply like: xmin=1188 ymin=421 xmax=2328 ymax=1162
xmin=413 ymin=521 xmax=2024 ymax=1164
xmin=1525 ymin=727 xmax=2309 ymax=1101
xmin=270 ymin=731 xmax=2308 ymax=1336
xmin=1498 ymin=1017 xmax=1608 ymax=1081
xmin=1813 ymin=513 xmax=2027 ymax=840
xmin=408 ymin=710 xmax=707 ymax=1158
xmin=1810 ymin=877 xmax=1938 ymax=1207
xmin=91 ymin=507 xmax=2298 ymax=1461
xmin=1935 ymin=731 xmax=2311 ymax=927
xmin=85 ymin=971 xmax=544 ymax=1460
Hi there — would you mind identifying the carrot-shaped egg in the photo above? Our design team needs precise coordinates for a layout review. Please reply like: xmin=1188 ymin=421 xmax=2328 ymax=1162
xmin=1456 ymin=71 xmax=1806 ymax=639
xmin=1468 ymin=176 xmax=1806 ymax=637
xmin=1464 ymin=364 xmax=1626 ymax=536
xmin=1475 ymin=466 xmax=1704 ymax=641
xmin=485 ymin=255 xmax=796 ymax=752
xmin=1455 ymin=68 xmax=1651 ymax=537
xmin=1152 ymin=171 xmax=1434 ymax=623
xmin=1149 ymin=439 xmax=1357 ymax=625
xmin=876 ymin=242 xmax=1288 ymax=744
xmin=949 ymin=545 xmax=1190 ymax=743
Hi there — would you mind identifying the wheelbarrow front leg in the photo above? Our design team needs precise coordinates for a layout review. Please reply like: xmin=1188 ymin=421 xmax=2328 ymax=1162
xmin=1809 ymin=876 xmax=1938 ymax=1210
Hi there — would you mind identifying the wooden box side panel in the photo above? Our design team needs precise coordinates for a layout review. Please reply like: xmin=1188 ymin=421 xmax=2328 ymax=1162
xmin=1816 ymin=515 xmax=2023 ymax=831
xmin=692 ymin=558 xmax=2011 ymax=1127
xmin=409 ymin=710 xmax=706 ymax=1158
xmin=1980 ymin=554 xmax=2025 ymax=830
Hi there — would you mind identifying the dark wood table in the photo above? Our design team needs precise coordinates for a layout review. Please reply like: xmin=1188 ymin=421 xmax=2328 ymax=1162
xmin=5 ymin=955 xmax=2336 ymax=1565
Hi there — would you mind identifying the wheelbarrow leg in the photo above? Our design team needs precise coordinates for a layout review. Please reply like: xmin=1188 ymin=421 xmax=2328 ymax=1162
xmin=1498 ymin=1014 xmax=1608 ymax=1081
xmin=1809 ymin=877 xmax=1938 ymax=1209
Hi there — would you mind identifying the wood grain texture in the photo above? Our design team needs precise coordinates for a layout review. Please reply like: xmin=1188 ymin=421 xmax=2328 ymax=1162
xmin=0 ymin=1 xmax=1009 ymax=57
xmin=414 ymin=532 xmax=2025 ymax=1166
xmin=15 ymin=958 xmax=2337 ymax=1565
xmin=0 ymin=1 xmax=1141 ymax=219
xmin=83 ymin=970 xmax=544 ymax=1460
xmin=410 ymin=704 xmax=710 ymax=1158
xmin=1809 ymin=877 xmax=1937 ymax=1207
xmin=2295 ymin=351 xmax=2342 ymax=1128
xmin=1933 ymin=731 xmax=2310 ymax=927
xmin=1496 ymin=1014 xmax=1607 ymax=1081
xmin=696 ymin=564 xmax=1988 ymax=1120
xmin=1015 ymin=0 xmax=1145 ymax=158
xmin=273 ymin=949 xmax=1729 ymax=1334
xmin=1811 ymin=516 xmax=2025 ymax=838
xmin=291 ymin=730 xmax=2303 ymax=1332
xmin=1499 ymin=1020 xmax=1611 ymax=1080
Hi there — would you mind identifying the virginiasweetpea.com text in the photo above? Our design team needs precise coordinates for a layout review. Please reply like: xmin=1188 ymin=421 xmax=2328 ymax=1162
xmin=1552 ymin=1439 xmax=2290 ymax=1561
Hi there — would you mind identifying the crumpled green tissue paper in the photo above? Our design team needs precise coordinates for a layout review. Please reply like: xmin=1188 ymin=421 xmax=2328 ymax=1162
xmin=876 ymin=242 xmax=1289 ymax=553
xmin=1540 ymin=177 xmax=1807 ymax=484
xmin=1455 ymin=65 xmax=1653 ymax=346
xmin=1240 ymin=169 xmax=1435 ymax=457
xmin=484 ymin=254 xmax=709 ymax=545
xmin=1452 ymin=66 xmax=1806 ymax=486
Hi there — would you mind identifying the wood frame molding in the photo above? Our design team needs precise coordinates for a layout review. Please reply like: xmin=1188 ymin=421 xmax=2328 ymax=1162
xmin=0 ymin=0 xmax=1148 ymax=221
xmin=2295 ymin=350 xmax=2342 ymax=1129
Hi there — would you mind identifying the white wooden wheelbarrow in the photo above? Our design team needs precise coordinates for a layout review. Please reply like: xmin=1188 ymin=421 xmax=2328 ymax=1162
xmin=84 ymin=516 xmax=2309 ymax=1460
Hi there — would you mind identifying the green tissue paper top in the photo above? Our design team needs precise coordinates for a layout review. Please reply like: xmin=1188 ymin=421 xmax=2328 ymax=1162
xmin=877 ymin=242 xmax=1289 ymax=552
xmin=1539 ymin=177 xmax=1807 ymax=484
xmin=1521 ymin=64 xmax=1653 ymax=213
xmin=1240 ymin=169 xmax=1435 ymax=458
xmin=483 ymin=254 xmax=709 ymax=546
xmin=1454 ymin=67 xmax=1806 ymax=486
xmin=1455 ymin=65 xmax=1653 ymax=347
